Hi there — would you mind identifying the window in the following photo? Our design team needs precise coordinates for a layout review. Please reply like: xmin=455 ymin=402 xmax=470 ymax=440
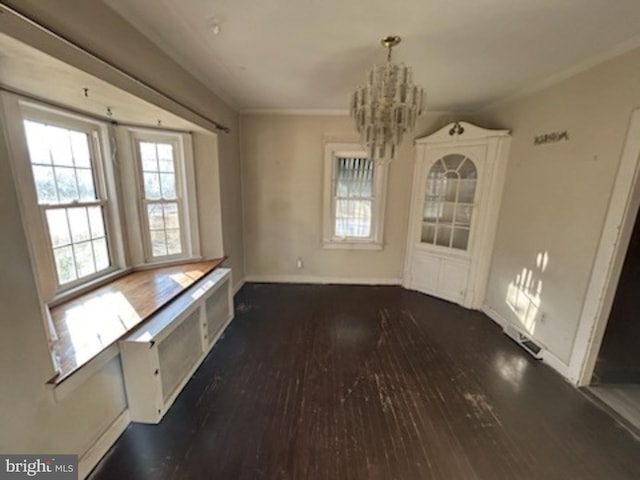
xmin=129 ymin=131 xmax=199 ymax=263
xmin=137 ymin=141 xmax=183 ymax=258
xmin=421 ymin=154 xmax=477 ymax=251
xmin=6 ymin=99 xmax=200 ymax=303
xmin=322 ymin=143 xmax=388 ymax=248
xmin=22 ymin=117 xmax=114 ymax=288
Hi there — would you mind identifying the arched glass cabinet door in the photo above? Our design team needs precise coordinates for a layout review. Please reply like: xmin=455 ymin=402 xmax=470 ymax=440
xmin=421 ymin=154 xmax=477 ymax=251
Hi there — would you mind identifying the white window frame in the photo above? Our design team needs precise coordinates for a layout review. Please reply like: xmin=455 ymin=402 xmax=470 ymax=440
xmin=322 ymin=142 xmax=388 ymax=249
xmin=3 ymin=96 xmax=126 ymax=303
xmin=126 ymin=129 xmax=200 ymax=265
xmin=2 ymin=94 xmax=203 ymax=307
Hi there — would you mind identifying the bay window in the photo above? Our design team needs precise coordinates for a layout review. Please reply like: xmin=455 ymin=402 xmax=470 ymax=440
xmin=7 ymin=98 xmax=200 ymax=304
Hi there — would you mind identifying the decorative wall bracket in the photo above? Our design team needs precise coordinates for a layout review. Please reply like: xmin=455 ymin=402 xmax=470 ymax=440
xmin=448 ymin=122 xmax=465 ymax=136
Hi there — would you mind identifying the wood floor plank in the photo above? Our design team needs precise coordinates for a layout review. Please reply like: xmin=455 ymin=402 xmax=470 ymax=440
xmin=90 ymin=284 xmax=640 ymax=480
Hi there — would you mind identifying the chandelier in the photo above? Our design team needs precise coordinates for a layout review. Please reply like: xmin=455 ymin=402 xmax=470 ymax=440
xmin=350 ymin=35 xmax=425 ymax=162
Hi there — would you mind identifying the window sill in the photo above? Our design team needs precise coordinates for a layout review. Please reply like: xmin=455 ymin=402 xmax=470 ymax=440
xmin=46 ymin=257 xmax=226 ymax=388
xmin=322 ymin=241 xmax=384 ymax=251
xmin=49 ymin=267 xmax=131 ymax=308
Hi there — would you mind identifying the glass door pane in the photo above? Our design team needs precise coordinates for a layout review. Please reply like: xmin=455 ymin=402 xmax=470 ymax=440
xmin=421 ymin=154 xmax=477 ymax=251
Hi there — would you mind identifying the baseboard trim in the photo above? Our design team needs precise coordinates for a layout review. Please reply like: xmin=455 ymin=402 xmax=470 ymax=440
xmin=233 ymin=278 xmax=246 ymax=295
xmin=78 ymin=409 xmax=130 ymax=479
xmin=541 ymin=349 xmax=571 ymax=380
xmin=244 ymin=275 xmax=402 ymax=286
xmin=481 ymin=304 xmax=508 ymax=328
xmin=481 ymin=304 xmax=571 ymax=380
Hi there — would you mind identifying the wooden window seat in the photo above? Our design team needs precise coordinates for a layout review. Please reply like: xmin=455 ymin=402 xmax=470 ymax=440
xmin=47 ymin=258 xmax=225 ymax=385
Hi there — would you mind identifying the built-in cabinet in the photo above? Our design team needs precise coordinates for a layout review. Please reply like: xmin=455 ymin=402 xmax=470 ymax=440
xmin=404 ymin=122 xmax=510 ymax=308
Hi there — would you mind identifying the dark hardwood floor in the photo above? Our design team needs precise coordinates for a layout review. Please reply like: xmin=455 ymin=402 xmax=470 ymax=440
xmin=90 ymin=284 xmax=640 ymax=480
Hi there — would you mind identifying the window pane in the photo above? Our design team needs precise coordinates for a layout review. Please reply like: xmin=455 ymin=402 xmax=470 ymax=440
xmin=87 ymin=206 xmax=105 ymax=239
xmin=53 ymin=246 xmax=76 ymax=284
xmin=68 ymin=207 xmax=91 ymax=243
xmin=443 ymin=154 xmax=464 ymax=171
xmin=93 ymin=238 xmax=110 ymax=271
xmin=70 ymin=131 xmax=91 ymax=167
xmin=455 ymin=204 xmax=473 ymax=226
xmin=452 ymin=228 xmax=470 ymax=250
xmin=424 ymin=201 xmax=443 ymax=221
xmin=436 ymin=225 xmax=452 ymax=247
xmin=429 ymin=160 xmax=445 ymax=177
xmin=32 ymin=165 xmax=57 ymax=203
xmin=140 ymin=142 xmax=158 ymax=171
xmin=48 ymin=206 xmax=110 ymax=284
xmin=24 ymin=121 xmax=50 ymax=164
xmin=440 ymin=203 xmax=455 ymax=224
xmin=335 ymin=199 xmax=372 ymax=237
xmin=458 ymin=158 xmax=477 ymax=179
xmin=150 ymin=230 xmax=168 ymax=257
xmin=160 ymin=173 xmax=176 ymax=198
xmin=147 ymin=204 xmax=165 ymax=230
xmin=143 ymin=172 xmax=161 ymax=199
xmin=74 ymin=241 xmax=96 ymax=277
xmin=421 ymin=223 xmax=436 ymax=244
xmin=47 ymin=125 xmax=74 ymax=166
xmin=166 ymin=229 xmax=182 ymax=255
xmin=458 ymin=180 xmax=476 ymax=203
xmin=46 ymin=209 xmax=71 ymax=247
xmin=54 ymin=167 xmax=79 ymax=203
xmin=157 ymin=144 xmax=174 ymax=172
xmin=164 ymin=203 xmax=179 ymax=229
xmin=335 ymin=157 xmax=373 ymax=198
xmin=76 ymin=168 xmax=96 ymax=201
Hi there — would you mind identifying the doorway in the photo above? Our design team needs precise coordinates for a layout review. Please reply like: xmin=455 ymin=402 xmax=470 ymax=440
xmin=588 ymin=204 xmax=640 ymax=432
xmin=593 ymin=205 xmax=640 ymax=385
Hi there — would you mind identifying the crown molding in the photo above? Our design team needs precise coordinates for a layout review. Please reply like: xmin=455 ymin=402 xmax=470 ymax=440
xmin=479 ymin=32 xmax=640 ymax=113
xmin=240 ymin=108 xmax=349 ymax=116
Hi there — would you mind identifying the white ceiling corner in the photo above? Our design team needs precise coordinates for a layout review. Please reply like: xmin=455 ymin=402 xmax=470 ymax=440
xmin=105 ymin=0 xmax=640 ymax=113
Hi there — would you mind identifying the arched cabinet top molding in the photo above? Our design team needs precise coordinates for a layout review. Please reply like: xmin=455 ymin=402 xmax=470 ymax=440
xmin=416 ymin=121 xmax=510 ymax=145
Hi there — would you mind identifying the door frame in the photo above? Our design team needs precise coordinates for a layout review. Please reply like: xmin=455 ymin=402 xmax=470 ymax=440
xmin=403 ymin=122 xmax=511 ymax=309
xmin=568 ymin=109 xmax=640 ymax=386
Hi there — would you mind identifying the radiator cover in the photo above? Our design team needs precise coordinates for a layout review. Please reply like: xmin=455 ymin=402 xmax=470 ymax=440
xmin=119 ymin=267 xmax=234 ymax=423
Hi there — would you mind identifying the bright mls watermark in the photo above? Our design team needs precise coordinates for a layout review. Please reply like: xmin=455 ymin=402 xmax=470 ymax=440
xmin=0 ymin=455 xmax=77 ymax=479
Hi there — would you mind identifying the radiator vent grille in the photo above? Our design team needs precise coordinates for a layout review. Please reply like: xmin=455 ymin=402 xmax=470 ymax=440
xmin=158 ymin=308 xmax=202 ymax=402
xmin=503 ymin=323 xmax=544 ymax=359
xmin=206 ymin=286 xmax=229 ymax=344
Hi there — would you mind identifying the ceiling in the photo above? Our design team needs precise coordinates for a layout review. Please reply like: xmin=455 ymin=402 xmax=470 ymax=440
xmin=0 ymin=33 xmax=202 ymax=131
xmin=105 ymin=0 xmax=640 ymax=113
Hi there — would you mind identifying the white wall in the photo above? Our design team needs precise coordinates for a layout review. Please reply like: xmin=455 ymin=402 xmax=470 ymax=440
xmin=240 ymin=113 xmax=464 ymax=282
xmin=474 ymin=46 xmax=640 ymax=367
xmin=0 ymin=0 xmax=244 ymax=471
xmin=193 ymin=132 xmax=225 ymax=260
